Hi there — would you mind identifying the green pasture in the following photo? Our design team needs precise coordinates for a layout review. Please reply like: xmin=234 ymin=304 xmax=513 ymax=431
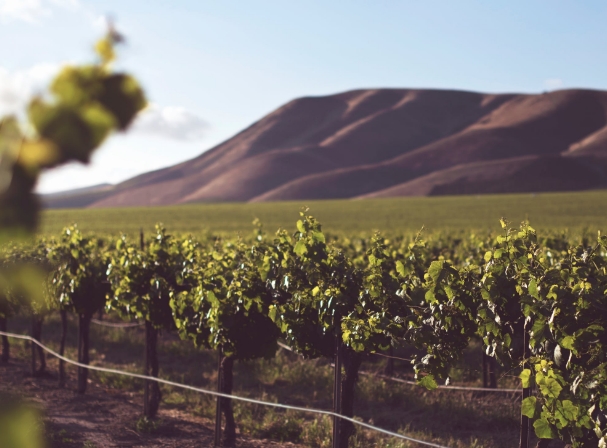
xmin=40 ymin=190 xmax=607 ymax=237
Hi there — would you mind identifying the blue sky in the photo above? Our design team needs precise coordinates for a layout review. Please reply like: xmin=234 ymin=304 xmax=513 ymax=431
xmin=1 ymin=0 xmax=606 ymax=193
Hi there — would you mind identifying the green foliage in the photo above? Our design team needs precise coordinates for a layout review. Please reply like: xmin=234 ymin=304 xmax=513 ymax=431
xmin=0 ymin=26 xmax=146 ymax=448
xmin=172 ymin=233 xmax=279 ymax=360
xmin=475 ymin=221 xmax=540 ymax=366
xmin=40 ymin=190 xmax=607 ymax=237
xmin=0 ymin=31 xmax=146 ymax=235
xmin=0 ymin=241 xmax=52 ymax=317
xmin=108 ymin=225 xmax=184 ymax=329
xmin=265 ymin=212 xmax=357 ymax=358
xmin=445 ymin=221 xmax=607 ymax=446
xmin=11 ymin=212 xmax=607 ymax=447
xmin=47 ymin=225 xmax=110 ymax=317
xmin=0 ymin=393 xmax=45 ymax=448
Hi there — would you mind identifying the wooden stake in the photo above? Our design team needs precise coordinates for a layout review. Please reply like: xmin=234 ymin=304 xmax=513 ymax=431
xmin=58 ymin=310 xmax=67 ymax=386
xmin=31 ymin=317 xmax=36 ymax=376
xmin=215 ymin=347 xmax=223 ymax=447
xmin=519 ymin=322 xmax=530 ymax=448
xmin=333 ymin=335 xmax=342 ymax=448
xmin=143 ymin=321 xmax=150 ymax=417
xmin=0 ymin=316 xmax=8 ymax=363
xmin=140 ymin=228 xmax=151 ymax=417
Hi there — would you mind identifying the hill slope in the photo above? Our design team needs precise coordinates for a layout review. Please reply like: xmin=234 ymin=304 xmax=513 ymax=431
xmin=43 ymin=88 xmax=607 ymax=208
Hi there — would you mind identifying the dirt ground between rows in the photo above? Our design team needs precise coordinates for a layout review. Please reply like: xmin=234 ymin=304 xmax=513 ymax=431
xmin=0 ymin=354 xmax=301 ymax=448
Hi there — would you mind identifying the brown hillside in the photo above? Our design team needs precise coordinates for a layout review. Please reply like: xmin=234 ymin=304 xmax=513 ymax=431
xmin=43 ymin=88 xmax=607 ymax=208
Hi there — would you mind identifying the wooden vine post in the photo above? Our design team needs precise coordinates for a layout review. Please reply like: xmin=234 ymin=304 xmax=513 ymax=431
xmin=30 ymin=317 xmax=45 ymax=377
xmin=0 ymin=317 xmax=7 ymax=363
xmin=215 ymin=347 xmax=223 ymax=446
xmin=30 ymin=318 xmax=37 ymax=376
xmin=519 ymin=322 xmax=530 ymax=448
xmin=77 ymin=313 xmax=91 ymax=393
xmin=140 ymin=228 xmax=153 ymax=418
xmin=333 ymin=329 xmax=343 ymax=448
xmin=140 ymin=228 xmax=163 ymax=419
xmin=383 ymin=346 xmax=394 ymax=376
xmin=482 ymin=353 xmax=497 ymax=388
xmin=58 ymin=310 xmax=67 ymax=386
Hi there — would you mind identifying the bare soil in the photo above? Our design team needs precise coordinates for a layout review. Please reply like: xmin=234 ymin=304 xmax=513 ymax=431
xmin=0 ymin=355 xmax=300 ymax=448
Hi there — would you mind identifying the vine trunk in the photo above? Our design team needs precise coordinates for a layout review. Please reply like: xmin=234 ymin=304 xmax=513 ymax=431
xmin=58 ymin=310 xmax=67 ymax=387
xmin=31 ymin=316 xmax=45 ymax=376
xmin=144 ymin=321 xmax=161 ymax=418
xmin=339 ymin=348 xmax=362 ymax=448
xmin=77 ymin=313 xmax=91 ymax=394
xmin=0 ymin=317 xmax=8 ymax=363
xmin=220 ymin=354 xmax=236 ymax=447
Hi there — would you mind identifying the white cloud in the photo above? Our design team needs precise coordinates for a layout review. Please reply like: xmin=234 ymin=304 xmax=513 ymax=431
xmin=0 ymin=63 xmax=60 ymax=116
xmin=37 ymin=135 xmax=206 ymax=193
xmin=91 ymin=13 xmax=108 ymax=31
xmin=0 ymin=65 xmax=209 ymax=142
xmin=0 ymin=0 xmax=79 ymax=23
xmin=132 ymin=104 xmax=209 ymax=141
xmin=0 ymin=0 xmax=49 ymax=22
xmin=543 ymin=78 xmax=564 ymax=91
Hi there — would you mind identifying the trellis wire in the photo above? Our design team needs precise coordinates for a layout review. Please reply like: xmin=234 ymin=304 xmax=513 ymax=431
xmin=91 ymin=319 xmax=144 ymax=328
xmin=277 ymin=341 xmax=521 ymax=394
xmin=1 ymin=330 xmax=450 ymax=448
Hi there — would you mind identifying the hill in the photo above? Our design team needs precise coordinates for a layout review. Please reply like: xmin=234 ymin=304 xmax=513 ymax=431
xmin=43 ymin=88 xmax=607 ymax=208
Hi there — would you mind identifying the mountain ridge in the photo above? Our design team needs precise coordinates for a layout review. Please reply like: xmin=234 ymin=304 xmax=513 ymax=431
xmin=43 ymin=88 xmax=607 ymax=208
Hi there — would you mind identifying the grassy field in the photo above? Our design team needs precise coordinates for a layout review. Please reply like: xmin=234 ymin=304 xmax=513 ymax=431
xmin=41 ymin=190 xmax=607 ymax=237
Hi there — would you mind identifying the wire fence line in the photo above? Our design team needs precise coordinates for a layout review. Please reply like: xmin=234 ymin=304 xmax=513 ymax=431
xmin=0 ymin=330 xmax=451 ymax=448
xmin=90 ymin=321 xmax=519 ymax=393
xmin=361 ymin=371 xmax=522 ymax=394
xmin=277 ymin=341 xmax=522 ymax=394
xmin=91 ymin=319 xmax=144 ymax=328
xmin=368 ymin=351 xmax=413 ymax=363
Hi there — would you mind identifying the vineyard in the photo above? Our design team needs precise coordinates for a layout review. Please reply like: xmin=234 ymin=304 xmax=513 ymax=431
xmin=0 ymin=27 xmax=605 ymax=448
xmin=41 ymin=189 xmax=607 ymax=236
xmin=1 ymin=212 xmax=607 ymax=448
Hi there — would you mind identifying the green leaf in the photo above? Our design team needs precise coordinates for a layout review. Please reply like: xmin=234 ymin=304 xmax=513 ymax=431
xmin=312 ymin=231 xmax=325 ymax=243
xmin=520 ymin=369 xmax=532 ymax=388
xmin=98 ymin=74 xmax=146 ymax=129
xmin=95 ymin=35 xmax=116 ymax=64
xmin=81 ymin=103 xmax=116 ymax=146
xmin=427 ymin=261 xmax=444 ymax=283
xmin=293 ymin=240 xmax=307 ymax=256
xmin=558 ymin=400 xmax=578 ymax=422
xmin=521 ymin=396 xmax=537 ymax=418
xmin=418 ymin=375 xmax=438 ymax=390
xmin=560 ymin=336 xmax=575 ymax=351
xmin=539 ymin=377 xmax=562 ymax=399
xmin=296 ymin=220 xmax=305 ymax=233
xmin=395 ymin=261 xmax=406 ymax=277
xmin=0 ymin=401 xmax=45 ymax=448
xmin=528 ymin=279 xmax=539 ymax=299
xmin=443 ymin=284 xmax=455 ymax=300
xmin=484 ymin=251 xmax=493 ymax=262
xmin=532 ymin=319 xmax=547 ymax=341
xmin=533 ymin=418 xmax=556 ymax=439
